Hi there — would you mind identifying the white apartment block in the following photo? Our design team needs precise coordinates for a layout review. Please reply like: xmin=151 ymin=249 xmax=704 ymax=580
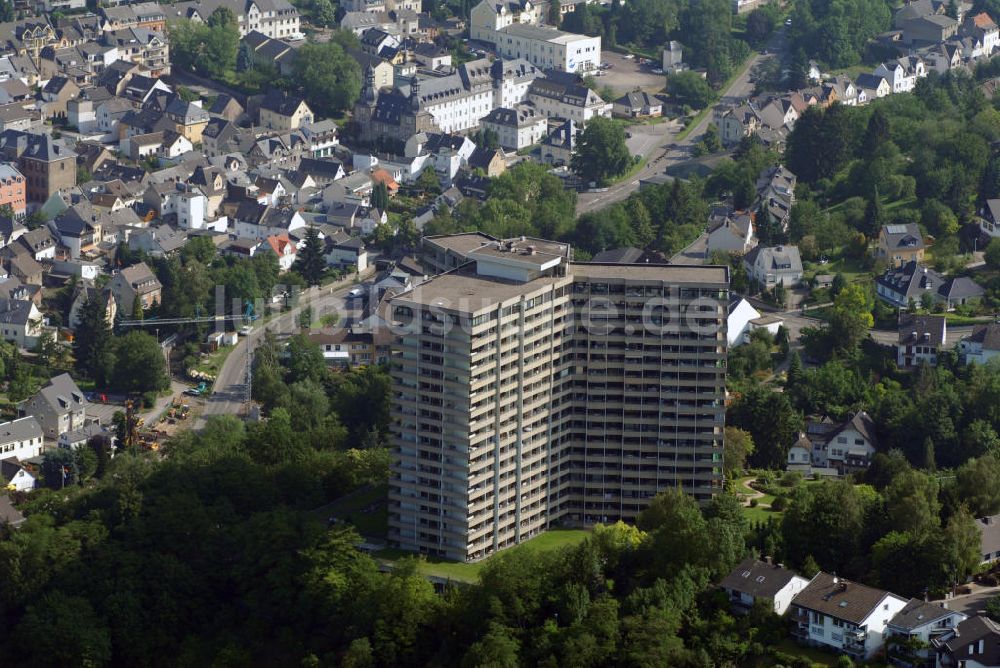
xmin=493 ymin=24 xmax=601 ymax=73
xmin=388 ymin=234 xmax=728 ymax=562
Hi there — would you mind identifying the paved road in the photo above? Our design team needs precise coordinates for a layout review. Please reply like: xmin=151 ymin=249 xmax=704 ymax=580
xmin=575 ymin=53 xmax=767 ymax=215
xmin=934 ymin=586 xmax=1000 ymax=617
xmin=194 ymin=272 xmax=372 ymax=429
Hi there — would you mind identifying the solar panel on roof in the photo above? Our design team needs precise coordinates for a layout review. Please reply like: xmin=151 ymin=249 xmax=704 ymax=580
xmin=885 ymin=224 xmax=907 ymax=234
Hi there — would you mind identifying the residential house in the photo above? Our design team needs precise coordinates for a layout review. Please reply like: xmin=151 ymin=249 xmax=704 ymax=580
xmin=49 ymin=205 xmax=102 ymax=258
xmin=886 ymin=600 xmax=968 ymax=667
xmin=56 ymin=422 xmax=106 ymax=450
xmin=481 ymin=104 xmax=547 ymax=150
xmin=790 ymin=572 xmax=908 ymax=661
xmin=720 ymin=557 xmax=811 ymax=616
xmin=18 ymin=373 xmax=88 ymax=441
xmin=612 ymin=90 xmax=662 ymax=119
xmin=875 ymin=56 xmax=926 ymax=93
xmin=527 ymin=76 xmax=611 ymax=124
xmin=259 ymin=89 xmax=313 ymax=131
xmin=108 ymin=261 xmax=161 ymax=313
xmin=325 ymin=234 xmax=368 ymax=272
xmin=715 ymin=101 xmax=761 ymax=146
xmin=856 ymin=72 xmax=892 ymax=99
xmin=962 ymin=11 xmax=1000 ymax=55
xmin=706 ymin=205 xmax=754 ymax=254
xmin=208 ymin=93 xmax=245 ymax=123
xmin=307 ymin=325 xmax=392 ymax=367
xmin=877 ymin=223 xmax=925 ymax=267
xmin=0 ymin=415 xmax=43 ymax=462
xmin=743 ymin=245 xmax=803 ymax=287
xmin=876 ymin=261 xmax=984 ymax=309
xmin=39 ymin=75 xmax=80 ymax=119
xmin=977 ymin=514 xmax=1000 ymax=564
xmin=262 ymin=233 xmax=296 ymax=271
xmin=755 ymin=164 xmax=795 ymax=231
xmin=0 ymin=163 xmax=25 ymax=218
xmin=0 ymin=130 xmax=76 ymax=207
xmin=933 ymin=616 xmax=1000 ymax=668
xmin=897 ymin=313 xmax=947 ymax=367
xmin=5 ymin=254 xmax=42 ymax=286
xmin=727 ymin=295 xmax=774 ymax=346
xmin=468 ymin=146 xmax=506 ymax=177
xmin=1 ymin=459 xmax=35 ymax=492
xmin=788 ymin=411 xmax=879 ymax=475
xmin=234 ymin=202 xmax=306 ymax=239
xmin=959 ymin=323 xmax=1000 ymax=365
xmin=14 ymin=227 xmax=56 ymax=260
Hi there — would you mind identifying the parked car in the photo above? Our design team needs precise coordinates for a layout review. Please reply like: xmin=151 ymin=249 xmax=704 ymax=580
xmin=624 ymin=53 xmax=635 ymax=60
xmin=652 ymin=67 xmax=664 ymax=74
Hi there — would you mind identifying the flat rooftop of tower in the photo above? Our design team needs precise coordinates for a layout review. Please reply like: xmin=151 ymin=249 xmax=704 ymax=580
xmin=571 ymin=262 xmax=729 ymax=285
xmin=392 ymin=262 xmax=729 ymax=314
xmin=393 ymin=264 xmax=565 ymax=313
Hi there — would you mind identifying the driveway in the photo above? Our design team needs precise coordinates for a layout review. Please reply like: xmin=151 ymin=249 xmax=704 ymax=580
xmin=934 ymin=585 xmax=1000 ymax=617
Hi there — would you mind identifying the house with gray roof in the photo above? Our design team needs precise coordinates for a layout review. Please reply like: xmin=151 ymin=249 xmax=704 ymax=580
xmin=18 ymin=374 xmax=88 ymax=441
xmin=933 ymin=616 xmax=1000 ymax=667
xmin=790 ymin=572 xmax=908 ymax=660
xmin=744 ymin=244 xmax=802 ymax=287
xmin=878 ymin=223 xmax=925 ymax=267
xmin=0 ymin=415 xmax=43 ymax=462
xmin=877 ymin=261 xmax=984 ymax=309
xmin=898 ymin=313 xmax=947 ymax=367
xmin=720 ymin=557 xmax=810 ymax=615
xmin=959 ymin=323 xmax=1000 ymax=365
xmin=612 ymin=90 xmax=662 ymax=119
xmin=887 ymin=599 xmax=967 ymax=666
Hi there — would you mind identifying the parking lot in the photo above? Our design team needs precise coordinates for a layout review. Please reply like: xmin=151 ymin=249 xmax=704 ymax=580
xmin=594 ymin=50 xmax=666 ymax=96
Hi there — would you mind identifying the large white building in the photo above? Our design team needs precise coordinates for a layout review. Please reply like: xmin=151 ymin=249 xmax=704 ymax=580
xmin=402 ymin=58 xmax=540 ymax=134
xmin=493 ymin=24 xmax=601 ymax=73
xmin=470 ymin=0 xmax=599 ymax=72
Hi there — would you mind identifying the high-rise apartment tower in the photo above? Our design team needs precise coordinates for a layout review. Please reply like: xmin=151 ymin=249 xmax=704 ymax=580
xmin=387 ymin=233 xmax=728 ymax=562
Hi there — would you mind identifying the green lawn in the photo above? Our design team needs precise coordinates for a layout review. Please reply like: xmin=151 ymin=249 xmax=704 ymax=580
xmin=317 ymin=484 xmax=388 ymax=539
xmin=773 ymin=638 xmax=839 ymax=667
xmin=375 ymin=528 xmax=591 ymax=584
xmin=802 ymin=255 xmax=871 ymax=284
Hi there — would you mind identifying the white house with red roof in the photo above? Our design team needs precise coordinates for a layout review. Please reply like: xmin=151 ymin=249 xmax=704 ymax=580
xmin=262 ymin=234 xmax=297 ymax=272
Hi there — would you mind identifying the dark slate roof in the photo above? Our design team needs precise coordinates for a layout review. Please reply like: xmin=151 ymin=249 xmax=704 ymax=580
xmin=890 ymin=598 xmax=962 ymax=631
xmin=260 ymin=88 xmax=307 ymax=116
xmin=898 ymin=313 xmax=947 ymax=345
xmin=936 ymin=616 xmax=1000 ymax=664
xmin=825 ymin=411 xmax=879 ymax=448
xmin=719 ymin=557 xmax=802 ymax=599
xmin=877 ymin=261 xmax=943 ymax=301
xmin=968 ymin=323 xmax=1000 ymax=351
xmin=938 ymin=276 xmax=985 ymax=300
xmin=792 ymin=572 xmax=904 ymax=625
xmin=881 ymin=223 xmax=925 ymax=251
xmin=209 ymin=93 xmax=243 ymax=116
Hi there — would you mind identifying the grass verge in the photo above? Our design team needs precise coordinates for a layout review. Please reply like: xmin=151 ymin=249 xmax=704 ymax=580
xmin=375 ymin=528 xmax=591 ymax=584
